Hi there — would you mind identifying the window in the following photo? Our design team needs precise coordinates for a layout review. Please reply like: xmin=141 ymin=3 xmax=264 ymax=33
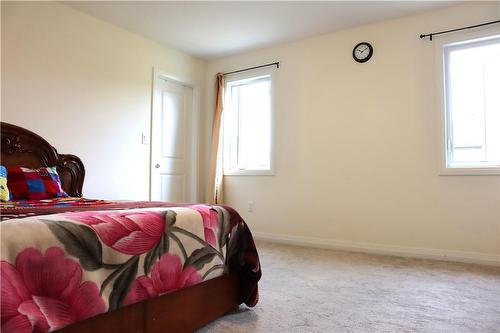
xmin=441 ymin=35 xmax=500 ymax=174
xmin=223 ymin=69 xmax=274 ymax=175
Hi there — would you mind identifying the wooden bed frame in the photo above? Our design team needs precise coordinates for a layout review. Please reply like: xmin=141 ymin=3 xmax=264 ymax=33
xmin=1 ymin=122 xmax=245 ymax=332
xmin=1 ymin=122 xmax=85 ymax=197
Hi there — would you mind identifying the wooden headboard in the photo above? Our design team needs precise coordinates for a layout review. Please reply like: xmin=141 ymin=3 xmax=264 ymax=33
xmin=1 ymin=122 xmax=85 ymax=197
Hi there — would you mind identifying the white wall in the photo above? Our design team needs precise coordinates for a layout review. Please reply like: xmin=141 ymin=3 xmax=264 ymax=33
xmin=206 ymin=2 xmax=500 ymax=262
xmin=1 ymin=1 xmax=207 ymax=200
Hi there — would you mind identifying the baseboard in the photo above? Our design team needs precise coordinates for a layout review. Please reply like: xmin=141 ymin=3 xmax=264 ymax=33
xmin=253 ymin=231 xmax=500 ymax=267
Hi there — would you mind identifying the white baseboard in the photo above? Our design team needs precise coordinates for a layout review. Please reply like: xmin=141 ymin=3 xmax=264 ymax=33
xmin=253 ymin=231 xmax=500 ymax=267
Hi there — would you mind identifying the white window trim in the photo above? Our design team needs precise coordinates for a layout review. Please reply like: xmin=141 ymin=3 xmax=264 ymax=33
xmin=223 ymin=66 xmax=276 ymax=176
xmin=435 ymin=28 xmax=500 ymax=176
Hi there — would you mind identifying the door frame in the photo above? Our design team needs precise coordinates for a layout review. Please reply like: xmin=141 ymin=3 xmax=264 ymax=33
xmin=149 ymin=67 xmax=199 ymax=202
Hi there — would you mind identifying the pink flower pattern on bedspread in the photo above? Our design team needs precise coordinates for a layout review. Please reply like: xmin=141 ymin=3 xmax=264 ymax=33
xmin=64 ymin=210 xmax=166 ymax=255
xmin=189 ymin=205 xmax=219 ymax=247
xmin=124 ymin=253 xmax=202 ymax=306
xmin=0 ymin=247 xmax=106 ymax=333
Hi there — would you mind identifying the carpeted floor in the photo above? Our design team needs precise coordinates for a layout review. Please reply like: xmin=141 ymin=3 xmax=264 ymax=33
xmin=198 ymin=240 xmax=500 ymax=333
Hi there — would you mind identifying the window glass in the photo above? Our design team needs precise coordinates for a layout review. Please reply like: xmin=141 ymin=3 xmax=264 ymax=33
xmin=444 ymin=36 xmax=500 ymax=168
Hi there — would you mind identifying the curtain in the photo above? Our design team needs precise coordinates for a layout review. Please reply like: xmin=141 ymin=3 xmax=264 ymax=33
xmin=207 ymin=73 xmax=225 ymax=204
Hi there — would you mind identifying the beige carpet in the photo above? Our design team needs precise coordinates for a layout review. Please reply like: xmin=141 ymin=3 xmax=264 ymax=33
xmin=198 ymin=241 xmax=500 ymax=333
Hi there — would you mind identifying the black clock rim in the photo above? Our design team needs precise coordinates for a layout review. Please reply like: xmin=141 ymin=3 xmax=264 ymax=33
xmin=353 ymin=42 xmax=373 ymax=63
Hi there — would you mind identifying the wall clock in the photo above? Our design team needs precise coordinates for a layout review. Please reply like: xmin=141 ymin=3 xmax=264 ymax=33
xmin=353 ymin=42 xmax=373 ymax=63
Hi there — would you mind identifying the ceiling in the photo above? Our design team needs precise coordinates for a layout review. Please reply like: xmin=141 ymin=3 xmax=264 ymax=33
xmin=65 ymin=1 xmax=456 ymax=60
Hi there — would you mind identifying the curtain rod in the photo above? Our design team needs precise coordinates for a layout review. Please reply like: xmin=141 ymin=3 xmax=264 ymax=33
xmin=223 ymin=62 xmax=280 ymax=76
xmin=420 ymin=19 xmax=500 ymax=41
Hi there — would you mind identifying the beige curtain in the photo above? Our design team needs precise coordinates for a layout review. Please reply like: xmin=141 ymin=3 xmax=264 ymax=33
xmin=207 ymin=73 xmax=225 ymax=204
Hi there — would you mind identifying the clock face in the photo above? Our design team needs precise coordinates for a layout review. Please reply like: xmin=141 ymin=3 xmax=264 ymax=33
xmin=353 ymin=42 xmax=373 ymax=63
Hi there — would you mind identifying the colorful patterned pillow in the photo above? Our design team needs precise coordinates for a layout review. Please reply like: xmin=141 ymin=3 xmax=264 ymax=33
xmin=0 ymin=166 xmax=10 ymax=202
xmin=7 ymin=166 xmax=68 ymax=200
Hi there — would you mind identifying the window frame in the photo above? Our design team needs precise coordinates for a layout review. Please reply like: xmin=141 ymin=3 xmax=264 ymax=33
xmin=222 ymin=67 xmax=276 ymax=176
xmin=436 ymin=29 xmax=500 ymax=176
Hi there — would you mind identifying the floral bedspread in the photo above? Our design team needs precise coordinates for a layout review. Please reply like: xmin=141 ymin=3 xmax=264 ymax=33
xmin=0 ymin=201 xmax=261 ymax=333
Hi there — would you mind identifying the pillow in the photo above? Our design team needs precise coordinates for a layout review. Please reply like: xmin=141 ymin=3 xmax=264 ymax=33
xmin=0 ymin=166 xmax=10 ymax=202
xmin=7 ymin=166 xmax=68 ymax=200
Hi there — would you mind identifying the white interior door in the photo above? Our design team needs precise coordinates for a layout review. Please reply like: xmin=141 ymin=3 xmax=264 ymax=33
xmin=151 ymin=76 xmax=196 ymax=202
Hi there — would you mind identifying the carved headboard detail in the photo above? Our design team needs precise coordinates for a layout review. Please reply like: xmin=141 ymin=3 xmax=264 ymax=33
xmin=1 ymin=122 xmax=85 ymax=197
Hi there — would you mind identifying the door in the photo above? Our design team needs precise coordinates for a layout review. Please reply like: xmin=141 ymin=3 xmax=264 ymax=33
xmin=151 ymin=76 xmax=196 ymax=202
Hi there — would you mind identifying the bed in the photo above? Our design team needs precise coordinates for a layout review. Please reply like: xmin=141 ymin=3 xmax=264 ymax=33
xmin=0 ymin=122 xmax=261 ymax=333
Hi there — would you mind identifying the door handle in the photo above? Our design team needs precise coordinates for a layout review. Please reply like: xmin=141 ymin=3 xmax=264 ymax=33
xmin=155 ymin=163 xmax=160 ymax=168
